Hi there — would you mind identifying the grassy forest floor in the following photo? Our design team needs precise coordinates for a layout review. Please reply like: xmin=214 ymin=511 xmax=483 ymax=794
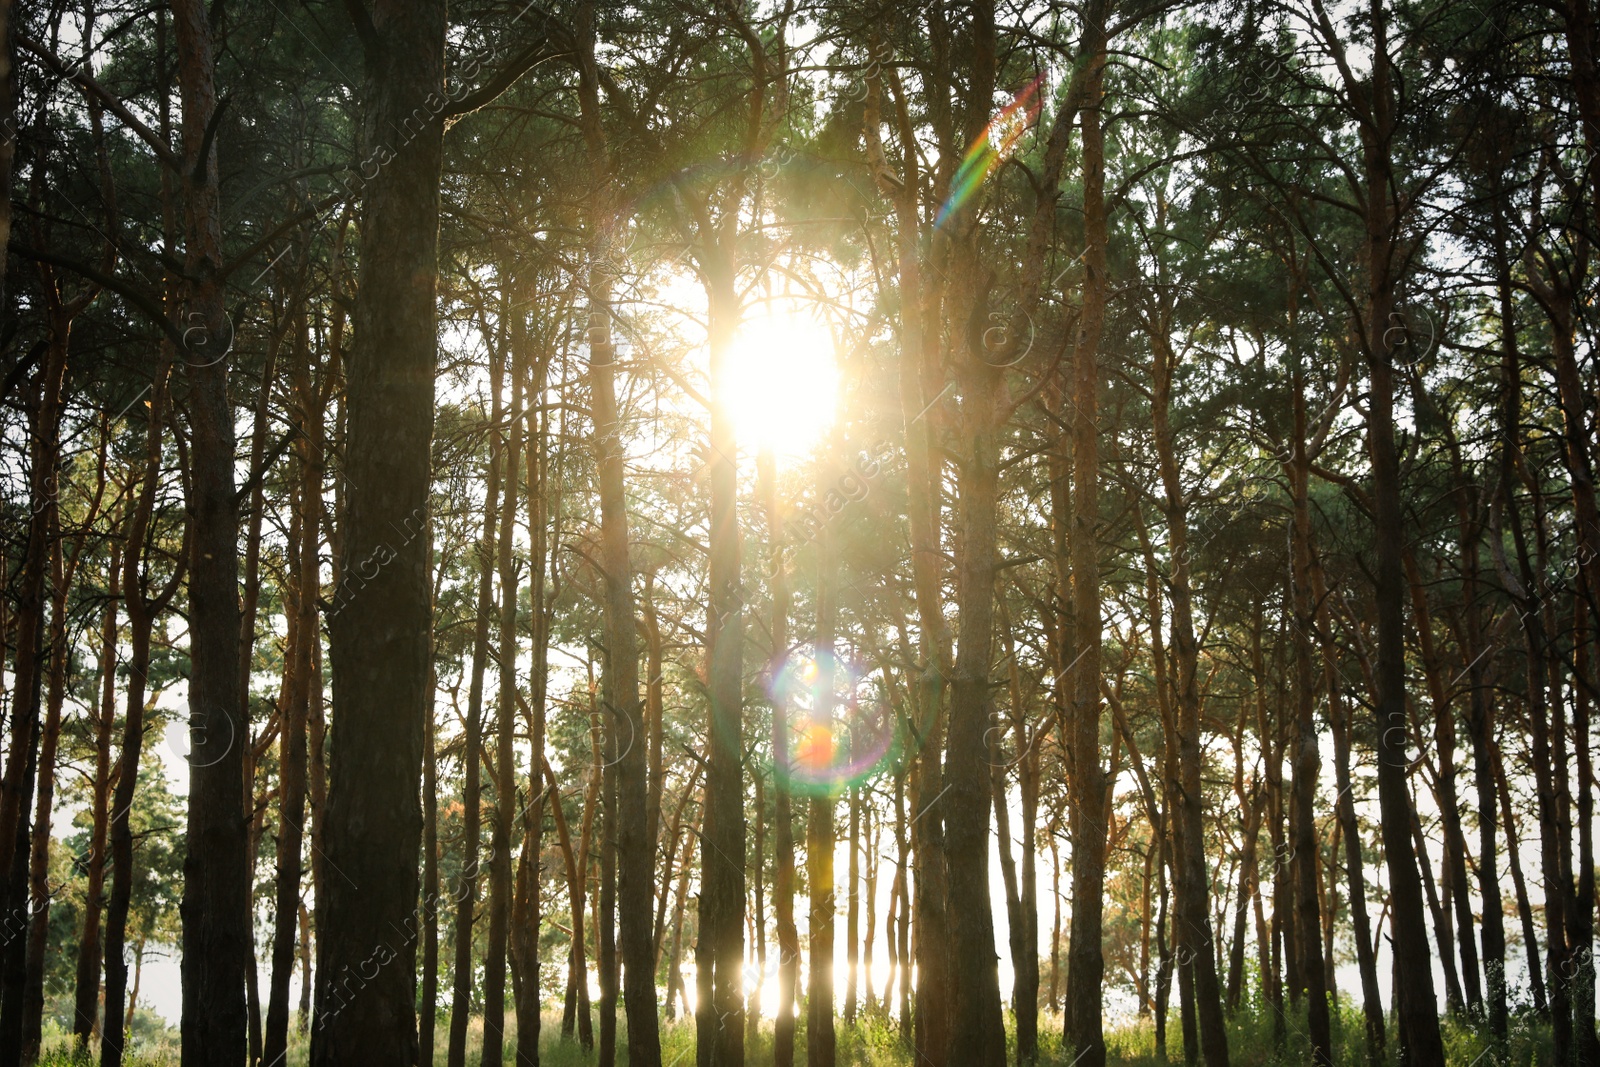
xmin=38 ymin=1003 xmax=1553 ymax=1066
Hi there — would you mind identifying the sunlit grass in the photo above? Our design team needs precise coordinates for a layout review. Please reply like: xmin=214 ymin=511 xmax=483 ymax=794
xmin=39 ymin=1002 xmax=1553 ymax=1065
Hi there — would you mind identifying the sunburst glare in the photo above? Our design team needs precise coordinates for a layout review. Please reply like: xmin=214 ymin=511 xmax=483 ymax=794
xmin=724 ymin=306 xmax=839 ymax=459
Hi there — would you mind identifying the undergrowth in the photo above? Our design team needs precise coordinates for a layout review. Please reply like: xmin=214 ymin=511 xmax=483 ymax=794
xmin=38 ymin=1001 xmax=1552 ymax=1065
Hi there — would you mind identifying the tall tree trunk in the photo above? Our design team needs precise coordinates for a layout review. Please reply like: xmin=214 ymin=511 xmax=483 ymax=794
xmin=312 ymin=1 xmax=444 ymax=1062
xmin=1066 ymin=15 xmax=1110 ymax=1063
xmin=483 ymin=288 xmax=524 ymax=1067
xmin=597 ymin=677 xmax=618 ymax=1067
xmin=1321 ymin=623 xmax=1385 ymax=1063
xmin=1493 ymin=739 xmax=1546 ymax=1012
xmin=73 ymin=542 xmax=121 ymax=1050
xmin=21 ymin=429 xmax=94 ymax=1062
xmin=511 ymin=337 xmax=552 ymax=1067
xmin=995 ymin=601 xmax=1039 ymax=1061
xmin=0 ymin=294 xmax=71 ymax=1067
xmin=760 ymin=447 xmax=800 ymax=1067
xmin=421 ymin=663 xmax=439 ymax=1067
xmin=102 ymin=360 xmax=171 ymax=1067
xmin=864 ymin=39 xmax=952 ymax=1067
xmin=1147 ymin=325 xmax=1232 ymax=1067
xmin=574 ymin=24 xmax=663 ymax=1044
xmin=549 ymin=755 xmax=594 ymax=1049
xmin=449 ymin=343 xmax=502 ymax=1067
xmin=807 ymin=506 xmax=838 ymax=1067
xmin=696 ymin=251 xmax=746 ymax=1067
xmin=1358 ymin=2 xmax=1444 ymax=1058
xmin=1286 ymin=345 xmax=1331 ymax=1065
xmin=845 ymin=781 xmax=860 ymax=1025
xmin=1505 ymin=476 xmax=1571 ymax=1060
xmin=170 ymin=4 xmax=251 ymax=1062
xmin=1403 ymin=547 xmax=1481 ymax=1015
xmin=264 ymin=302 xmax=317 ymax=1067
xmin=1468 ymin=197 xmax=1519 ymax=1042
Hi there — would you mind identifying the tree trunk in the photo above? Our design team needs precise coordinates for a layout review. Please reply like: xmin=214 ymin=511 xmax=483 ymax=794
xmin=1286 ymin=346 xmax=1331 ymax=1065
xmin=548 ymin=756 xmax=594 ymax=1049
xmin=511 ymin=336 xmax=552 ymax=1067
xmin=170 ymin=4 xmax=251 ymax=1063
xmin=760 ymin=447 xmax=800 ymax=1067
xmin=573 ymin=29 xmax=663 ymax=1041
xmin=1065 ymin=11 xmax=1110 ymax=1065
xmin=483 ymin=289 xmax=524 ymax=1067
xmin=598 ymin=676 xmax=619 ymax=1067
xmin=102 ymin=360 xmax=170 ymax=1067
xmin=0 ymin=294 xmax=71 ymax=1067
xmin=1147 ymin=324 xmax=1231 ymax=1067
xmin=806 ymin=509 xmax=838 ymax=1067
xmin=21 ymin=441 xmax=90 ymax=1062
xmin=312 ymin=1 xmax=444 ymax=1062
xmin=845 ymin=781 xmax=860 ymax=1024
xmin=1359 ymin=2 xmax=1444 ymax=1058
xmin=449 ymin=342 xmax=502 ymax=1067
xmin=73 ymin=542 xmax=121 ymax=1050
xmin=264 ymin=303 xmax=318 ymax=1067
xmin=696 ymin=252 xmax=746 ymax=1067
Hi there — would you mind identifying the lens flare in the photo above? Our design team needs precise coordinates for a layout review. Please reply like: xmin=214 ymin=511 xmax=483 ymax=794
xmin=935 ymin=74 xmax=1046 ymax=229
xmin=768 ymin=651 xmax=896 ymax=794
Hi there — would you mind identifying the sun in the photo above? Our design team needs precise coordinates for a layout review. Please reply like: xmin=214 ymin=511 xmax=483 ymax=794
xmin=724 ymin=306 xmax=839 ymax=459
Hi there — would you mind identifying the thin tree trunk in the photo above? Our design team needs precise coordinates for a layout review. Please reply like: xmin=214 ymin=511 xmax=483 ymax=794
xmin=760 ymin=447 xmax=800 ymax=1067
xmin=73 ymin=542 xmax=121 ymax=1050
xmin=697 ymin=249 xmax=746 ymax=1067
xmin=845 ymin=781 xmax=860 ymax=1024
xmin=598 ymin=672 xmax=619 ymax=1067
xmin=1403 ymin=546 xmax=1481 ymax=1013
xmin=1147 ymin=322 xmax=1232 ymax=1067
xmin=421 ymin=666 xmax=439 ymax=1067
xmin=264 ymin=302 xmax=317 ymax=1067
xmin=449 ymin=342 xmax=502 ymax=1067
xmin=1286 ymin=337 xmax=1331 ymax=1065
xmin=22 ymin=434 xmax=96 ymax=1061
xmin=0 ymin=277 xmax=72 ymax=1067
xmin=483 ymin=286 xmax=524 ymax=1067
xmin=806 ymin=509 xmax=838 ymax=1067
xmin=573 ymin=29 xmax=663 ymax=1047
xmin=549 ymin=756 xmax=594 ymax=1048
xmin=511 ymin=335 xmax=552 ymax=1067
xmin=102 ymin=360 xmax=171 ymax=1067
xmin=1065 ymin=11 xmax=1110 ymax=1064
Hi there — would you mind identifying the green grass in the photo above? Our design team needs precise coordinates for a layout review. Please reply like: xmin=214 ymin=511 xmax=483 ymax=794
xmin=39 ymin=1003 xmax=1553 ymax=1065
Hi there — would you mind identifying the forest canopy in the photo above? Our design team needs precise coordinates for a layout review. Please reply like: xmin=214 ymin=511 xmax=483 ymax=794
xmin=2 ymin=0 xmax=1598 ymax=1066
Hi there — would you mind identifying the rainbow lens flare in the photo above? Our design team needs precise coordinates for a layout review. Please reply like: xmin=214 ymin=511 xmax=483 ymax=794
xmin=935 ymin=74 xmax=1046 ymax=229
xmin=768 ymin=651 xmax=896 ymax=794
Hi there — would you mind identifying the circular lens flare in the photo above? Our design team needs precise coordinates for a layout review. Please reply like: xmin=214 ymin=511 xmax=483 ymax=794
xmin=768 ymin=650 xmax=896 ymax=794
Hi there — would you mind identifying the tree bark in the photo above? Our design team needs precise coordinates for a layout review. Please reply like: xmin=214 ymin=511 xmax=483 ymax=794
xmin=449 ymin=343 xmax=502 ymax=1067
xmin=102 ymin=359 xmax=172 ymax=1067
xmin=312 ymin=1 xmax=444 ymax=1062
xmin=1357 ymin=1 xmax=1445 ymax=1058
xmin=170 ymin=4 xmax=251 ymax=1062
xmin=760 ymin=447 xmax=800 ymax=1067
xmin=696 ymin=248 xmax=746 ymax=1067
xmin=72 ymin=541 xmax=121 ymax=1050
xmin=263 ymin=299 xmax=318 ymax=1067
xmin=483 ymin=286 xmax=524 ymax=1067
xmin=1066 ymin=13 xmax=1110 ymax=1064
xmin=806 ymin=510 xmax=838 ymax=1067
xmin=574 ymin=22 xmax=663 ymax=1043
xmin=1286 ymin=340 xmax=1331 ymax=1065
